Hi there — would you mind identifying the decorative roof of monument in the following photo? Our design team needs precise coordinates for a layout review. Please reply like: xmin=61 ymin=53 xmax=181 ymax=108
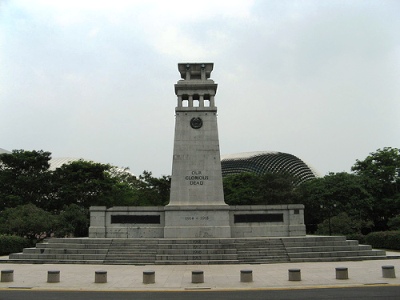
xmin=221 ymin=151 xmax=319 ymax=184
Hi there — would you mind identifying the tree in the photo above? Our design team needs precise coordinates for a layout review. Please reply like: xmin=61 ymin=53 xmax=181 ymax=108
xmin=223 ymin=173 xmax=261 ymax=205
xmin=316 ymin=212 xmax=372 ymax=236
xmin=55 ymin=204 xmax=89 ymax=237
xmin=50 ymin=160 xmax=118 ymax=210
xmin=0 ymin=150 xmax=52 ymax=210
xmin=257 ymin=172 xmax=299 ymax=205
xmin=136 ymin=171 xmax=171 ymax=206
xmin=297 ymin=172 xmax=374 ymax=234
xmin=107 ymin=167 xmax=140 ymax=206
xmin=223 ymin=172 xmax=299 ymax=206
xmin=0 ymin=204 xmax=56 ymax=241
xmin=351 ymin=147 xmax=400 ymax=229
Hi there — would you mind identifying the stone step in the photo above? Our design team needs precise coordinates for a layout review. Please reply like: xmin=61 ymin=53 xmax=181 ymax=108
xmin=285 ymin=245 xmax=372 ymax=253
xmin=46 ymin=238 xmax=112 ymax=244
xmin=238 ymin=255 xmax=288 ymax=260
xmin=154 ymin=260 xmax=240 ymax=265
xmin=156 ymin=254 xmax=238 ymax=260
xmin=157 ymin=244 xmax=232 ymax=249
xmin=156 ymin=249 xmax=237 ymax=255
xmin=106 ymin=253 xmax=156 ymax=258
xmin=37 ymin=243 xmax=112 ymax=249
xmin=105 ymin=257 xmax=156 ymax=261
xmin=4 ymin=259 xmax=105 ymax=264
xmin=103 ymin=260 xmax=155 ymax=265
xmin=289 ymin=256 xmax=388 ymax=263
xmin=7 ymin=236 xmax=388 ymax=265
xmin=288 ymin=250 xmax=386 ymax=258
xmin=23 ymin=248 xmax=109 ymax=255
xmin=237 ymin=250 xmax=285 ymax=256
xmin=239 ymin=258 xmax=290 ymax=264
xmin=283 ymin=240 xmax=359 ymax=247
xmin=9 ymin=253 xmax=107 ymax=260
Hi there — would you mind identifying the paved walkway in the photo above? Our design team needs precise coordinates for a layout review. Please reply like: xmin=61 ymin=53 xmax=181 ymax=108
xmin=1 ymin=254 xmax=400 ymax=291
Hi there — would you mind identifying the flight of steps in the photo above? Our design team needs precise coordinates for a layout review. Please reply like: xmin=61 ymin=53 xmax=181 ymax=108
xmin=6 ymin=236 xmax=387 ymax=265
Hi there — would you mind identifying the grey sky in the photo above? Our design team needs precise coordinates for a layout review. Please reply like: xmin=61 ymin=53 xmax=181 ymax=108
xmin=1 ymin=0 xmax=399 ymax=177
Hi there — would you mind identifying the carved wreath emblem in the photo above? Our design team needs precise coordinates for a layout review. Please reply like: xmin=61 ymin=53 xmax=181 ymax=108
xmin=190 ymin=117 xmax=203 ymax=129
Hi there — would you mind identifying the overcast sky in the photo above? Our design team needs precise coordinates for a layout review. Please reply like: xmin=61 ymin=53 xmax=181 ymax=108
xmin=1 ymin=0 xmax=399 ymax=177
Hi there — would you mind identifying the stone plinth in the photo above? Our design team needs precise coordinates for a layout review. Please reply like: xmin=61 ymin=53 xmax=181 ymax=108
xmin=1 ymin=270 xmax=13 ymax=282
xmin=192 ymin=270 xmax=204 ymax=283
xmin=382 ymin=265 xmax=396 ymax=278
xmin=164 ymin=205 xmax=231 ymax=238
xmin=288 ymin=269 xmax=301 ymax=281
xmin=47 ymin=270 xmax=60 ymax=283
xmin=143 ymin=271 xmax=155 ymax=284
xmin=95 ymin=271 xmax=107 ymax=283
xmin=336 ymin=267 xmax=348 ymax=279
xmin=240 ymin=270 xmax=253 ymax=282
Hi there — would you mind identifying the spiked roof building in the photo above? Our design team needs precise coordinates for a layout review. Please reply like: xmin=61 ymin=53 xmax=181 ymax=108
xmin=221 ymin=151 xmax=319 ymax=184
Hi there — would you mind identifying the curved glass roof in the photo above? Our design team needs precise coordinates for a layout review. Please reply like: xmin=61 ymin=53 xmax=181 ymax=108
xmin=221 ymin=151 xmax=319 ymax=184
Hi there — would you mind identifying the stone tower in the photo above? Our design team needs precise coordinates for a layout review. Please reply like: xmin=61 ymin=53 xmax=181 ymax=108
xmin=164 ymin=63 xmax=231 ymax=238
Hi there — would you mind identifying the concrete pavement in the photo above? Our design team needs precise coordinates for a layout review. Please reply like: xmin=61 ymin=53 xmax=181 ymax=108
xmin=1 ymin=253 xmax=400 ymax=291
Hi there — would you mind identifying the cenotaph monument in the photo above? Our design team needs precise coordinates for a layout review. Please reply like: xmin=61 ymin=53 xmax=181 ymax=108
xmin=88 ymin=63 xmax=306 ymax=239
xmin=10 ymin=63 xmax=387 ymax=266
xmin=164 ymin=63 xmax=231 ymax=238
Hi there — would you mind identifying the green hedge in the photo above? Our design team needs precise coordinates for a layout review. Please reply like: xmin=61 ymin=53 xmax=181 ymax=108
xmin=0 ymin=235 xmax=32 ymax=256
xmin=365 ymin=231 xmax=400 ymax=250
xmin=345 ymin=233 xmax=367 ymax=244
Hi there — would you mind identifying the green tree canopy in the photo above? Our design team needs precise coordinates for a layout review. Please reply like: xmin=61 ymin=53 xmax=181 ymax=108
xmin=136 ymin=171 xmax=171 ymax=206
xmin=55 ymin=204 xmax=89 ymax=238
xmin=297 ymin=172 xmax=374 ymax=234
xmin=0 ymin=150 xmax=52 ymax=210
xmin=0 ymin=203 xmax=56 ymax=241
xmin=223 ymin=172 xmax=299 ymax=206
xmin=351 ymin=147 xmax=400 ymax=229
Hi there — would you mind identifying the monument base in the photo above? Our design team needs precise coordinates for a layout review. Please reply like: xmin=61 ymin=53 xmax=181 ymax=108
xmin=89 ymin=204 xmax=306 ymax=238
xmin=164 ymin=205 xmax=231 ymax=238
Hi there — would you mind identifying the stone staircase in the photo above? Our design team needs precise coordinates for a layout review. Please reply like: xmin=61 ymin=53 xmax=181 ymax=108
xmin=5 ymin=236 xmax=387 ymax=265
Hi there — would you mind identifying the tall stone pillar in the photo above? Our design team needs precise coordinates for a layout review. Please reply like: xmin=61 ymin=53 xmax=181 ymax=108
xmin=164 ymin=63 xmax=231 ymax=238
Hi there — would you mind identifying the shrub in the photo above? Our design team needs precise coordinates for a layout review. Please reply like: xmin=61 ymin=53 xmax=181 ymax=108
xmin=0 ymin=203 xmax=57 ymax=241
xmin=346 ymin=233 xmax=366 ymax=244
xmin=55 ymin=204 xmax=89 ymax=237
xmin=365 ymin=231 xmax=400 ymax=250
xmin=388 ymin=215 xmax=400 ymax=230
xmin=0 ymin=235 xmax=32 ymax=255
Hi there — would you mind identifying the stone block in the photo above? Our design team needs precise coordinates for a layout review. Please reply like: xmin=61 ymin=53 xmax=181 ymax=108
xmin=192 ymin=270 xmax=204 ymax=283
xmin=1 ymin=270 xmax=13 ymax=282
xmin=288 ymin=269 xmax=301 ymax=281
xmin=47 ymin=270 xmax=60 ymax=283
xmin=336 ymin=267 xmax=348 ymax=279
xmin=240 ymin=269 xmax=253 ymax=282
xmin=143 ymin=270 xmax=155 ymax=284
xmin=382 ymin=265 xmax=396 ymax=278
xmin=95 ymin=270 xmax=107 ymax=283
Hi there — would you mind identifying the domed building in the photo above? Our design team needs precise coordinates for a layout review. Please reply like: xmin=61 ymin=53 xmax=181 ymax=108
xmin=221 ymin=151 xmax=319 ymax=184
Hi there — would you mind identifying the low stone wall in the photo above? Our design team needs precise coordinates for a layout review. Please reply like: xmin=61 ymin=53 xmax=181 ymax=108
xmin=89 ymin=206 xmax=165 ymax=238
xmin=89 ymin=204 xmax=306 ymax=238
xmin=230 ymin=204 xmax=306 ymax=237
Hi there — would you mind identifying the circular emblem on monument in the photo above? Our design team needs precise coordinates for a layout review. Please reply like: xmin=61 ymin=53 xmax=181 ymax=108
xmin=190 ymin=117 xmax=203 ymax=129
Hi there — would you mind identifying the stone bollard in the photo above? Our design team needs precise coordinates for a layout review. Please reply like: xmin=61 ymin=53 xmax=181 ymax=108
xmin=335 ymin=267 xmax=349 ymax=280
xmin=95 ymin=270 xmax=107 ymax=283
xmin=240 ymin=269 xmax=253 ymax=282
xmin=143 ymin=270 xmax=155 ymax=284
xmin=1 ymin=270 xmax=14 ymax=282
xmin=382 ymin=265 xmax=396 ymax=278
xmin=288 ymin=269 xmax=301 ymax=281
xmin=47 ymin=270 xmax=60 ymax=283
xmin=192 ymin=270 xmax=204 ymax=284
